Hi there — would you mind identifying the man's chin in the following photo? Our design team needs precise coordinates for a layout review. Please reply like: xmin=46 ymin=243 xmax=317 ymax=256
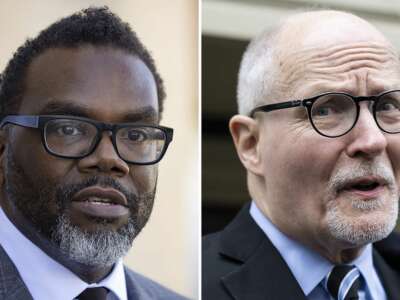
xmin=51 ymin=214 xmax=137 ymax=267
xmin=325 ymin=203 xmax=398 ymax=247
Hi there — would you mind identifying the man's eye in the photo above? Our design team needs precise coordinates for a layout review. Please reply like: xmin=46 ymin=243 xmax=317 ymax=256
xmin=314 ymin=106 xmax=334 ymax=116
xmin=56 ymin=125 xmax=82 ymax=136
xmin=378 ymin=102 xmax=398 ymax=112
xmin=126 ymin=130 xmax=147 ymax=142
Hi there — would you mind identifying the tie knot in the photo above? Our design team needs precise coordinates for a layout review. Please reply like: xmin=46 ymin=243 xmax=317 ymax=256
xmin=326 ymin=265 xmax=361 ymax=300
xmin=77 ymin=287 xmax=109 ymax=300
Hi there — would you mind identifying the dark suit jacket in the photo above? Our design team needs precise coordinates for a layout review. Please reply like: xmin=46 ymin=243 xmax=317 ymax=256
xmin=202 ymin=203 xmax=400 ymax=300
xmin=0 ymin=244 xmax=187 ymax=300
xmin=374 ymin=231 xmax=400 ymax=269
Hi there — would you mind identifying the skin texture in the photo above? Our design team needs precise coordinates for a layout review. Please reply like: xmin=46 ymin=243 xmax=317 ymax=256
xmin=0 ymin=45 xmax=159 ymax=282
xmin=230 ymin=11 xmax=400 ymax=263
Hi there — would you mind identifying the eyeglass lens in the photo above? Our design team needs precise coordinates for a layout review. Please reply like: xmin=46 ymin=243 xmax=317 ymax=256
xmin=309 ymin=91 xmax=400 ymax=137
xmin=43 ymin=119 xmax=166 ymax=163
xmin=375 ymin=92 xmax=400 ymax=133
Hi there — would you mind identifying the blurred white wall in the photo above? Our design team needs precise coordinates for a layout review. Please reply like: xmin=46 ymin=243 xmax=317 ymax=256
xmin=0 ymin=0 xmax=198 ymax=298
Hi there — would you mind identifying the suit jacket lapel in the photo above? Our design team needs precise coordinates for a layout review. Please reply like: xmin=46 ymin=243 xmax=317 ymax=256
xmin=124 ymin=267 xmax=153 ymax=300
xmin=124 ymin=268 xmax=136 ymax=300
xmin=373 ymin=249 xmax=400 ymax=300
xmin=219 ymin=204 xmax=307 ymax=300
xmin=0 ymin=244 xmax=33 ymax=300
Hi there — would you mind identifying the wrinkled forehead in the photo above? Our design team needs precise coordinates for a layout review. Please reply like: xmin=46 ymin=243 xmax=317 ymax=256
xmin=271 ymin=12 xmax=400 ymax=97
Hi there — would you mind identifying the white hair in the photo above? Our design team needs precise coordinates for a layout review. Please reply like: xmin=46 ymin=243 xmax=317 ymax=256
xmin=237 ymin=28 xmax=280 ymax=115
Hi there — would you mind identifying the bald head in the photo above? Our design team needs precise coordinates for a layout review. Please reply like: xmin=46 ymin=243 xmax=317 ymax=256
xmin=237 ymin=10 xmax=396 ymax=115
xmin=280 ymin=11 xmax=387 ymax=47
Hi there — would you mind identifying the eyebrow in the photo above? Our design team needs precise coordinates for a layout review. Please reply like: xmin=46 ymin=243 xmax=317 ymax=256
xmin=38 ymin=101 xmax=159 ymax=123
xmin=122 ymin=107 xmax=159 ymax=123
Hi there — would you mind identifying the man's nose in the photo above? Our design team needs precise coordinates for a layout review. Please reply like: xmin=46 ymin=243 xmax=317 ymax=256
xmin=77 ymin=132 xmax=130 ymax=176
xmin=345 ymin=105 xmax=388 ymax=158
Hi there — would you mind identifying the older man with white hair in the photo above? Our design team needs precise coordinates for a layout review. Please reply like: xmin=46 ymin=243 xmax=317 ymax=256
xmin=203 ymin=10 xmax=400 ymax=300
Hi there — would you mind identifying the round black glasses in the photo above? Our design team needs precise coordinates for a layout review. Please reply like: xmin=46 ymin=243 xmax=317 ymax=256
xmin=250 ymin=90 xmax=400 ymax=138
xmin=0 ymin=115 xmax=173 ymax=165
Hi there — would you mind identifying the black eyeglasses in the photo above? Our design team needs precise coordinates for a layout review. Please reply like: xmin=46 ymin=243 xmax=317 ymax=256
xmin=0 ymin=115 xmax=173 ymax=165
xmin=250 ymin=90 xmax=400 ymax=138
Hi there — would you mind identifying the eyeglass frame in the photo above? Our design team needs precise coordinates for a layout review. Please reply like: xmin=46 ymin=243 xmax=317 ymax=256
xmin=0 ymin=115 xmax=174 ymax=165
xmin=249 ymin=89 xmax=400 ymax=138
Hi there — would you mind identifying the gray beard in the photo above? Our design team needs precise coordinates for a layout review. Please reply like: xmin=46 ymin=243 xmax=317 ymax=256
xmin=326 ymin=197 xmax=398 ymax=246
xmin=325 ymin=162 xmax=399 ymax=246
xmin=53 ymin=214 xmax=136 ymax=267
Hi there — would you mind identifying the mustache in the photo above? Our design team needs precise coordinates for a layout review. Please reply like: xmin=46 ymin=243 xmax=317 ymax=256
xmin=55 ymin=176 xmax=138 ymax=210
xmin=327 ymin=161 xmax=396 ymax=195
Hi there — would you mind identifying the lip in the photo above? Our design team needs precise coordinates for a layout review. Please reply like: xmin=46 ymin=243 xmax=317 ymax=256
xmin=342 ymin=184 xmax=385 ymax=198
xmin=339 ymin=176 xmax=386 ymax=199
xmin=71 ymin=186 xmax=129 ymax=219
xmin=72 ymin=186 xmax=128 ymax=206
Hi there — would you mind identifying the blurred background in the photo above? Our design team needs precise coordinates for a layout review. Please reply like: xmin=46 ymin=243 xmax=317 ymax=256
xmin=0 ymin=0 xmax=198 ymax=298
xmin=202 ymin=0 xmax=400 ymax=235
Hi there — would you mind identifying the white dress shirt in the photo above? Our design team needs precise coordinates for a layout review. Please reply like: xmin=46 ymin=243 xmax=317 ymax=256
xmin=250 ymin=201 xmax=386 ymax=300
xmin=0 ymin=207 xmax=128 ymax=300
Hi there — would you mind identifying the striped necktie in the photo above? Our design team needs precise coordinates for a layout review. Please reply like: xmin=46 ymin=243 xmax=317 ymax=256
xmin=325 ymin=265 xmax=361 ymax=300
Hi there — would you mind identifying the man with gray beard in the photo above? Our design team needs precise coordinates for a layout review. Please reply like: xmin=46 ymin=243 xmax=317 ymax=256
xmin=0 ymin=7 xmax=186 ymax=300
xmin=203 ymin=10 xmax=400 ymax=300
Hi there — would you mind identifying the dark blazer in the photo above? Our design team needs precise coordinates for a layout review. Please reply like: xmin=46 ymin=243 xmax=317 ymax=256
xmin=0 ymin=244 xmax=187 ymax=300
xmin=202 ymin=203 xmax=400 ymax=300
xmin=374 ymin=232 xmax=400 ymax=269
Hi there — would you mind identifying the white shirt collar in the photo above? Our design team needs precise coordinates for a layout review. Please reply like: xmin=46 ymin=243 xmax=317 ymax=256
xmin=249 ymin=201 xmax=386 ymax=298
xmin=0 ymin=206 xmax=127 ymax=300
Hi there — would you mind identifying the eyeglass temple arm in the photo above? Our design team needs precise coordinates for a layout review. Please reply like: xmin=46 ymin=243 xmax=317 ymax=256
xmin=165 ymin=128 xmax=173 ymax=143
xmin=0 ymin=115 xmax=39 ymax=129
xmin=250 ymin=100 xmax=302 ymax=117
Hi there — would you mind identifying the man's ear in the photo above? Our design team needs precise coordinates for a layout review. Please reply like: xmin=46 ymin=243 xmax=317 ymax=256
xmin=0 ymin=130 xmax=7 ymax=188
xmin=229 ymin=115 xmax=263 ymax=175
